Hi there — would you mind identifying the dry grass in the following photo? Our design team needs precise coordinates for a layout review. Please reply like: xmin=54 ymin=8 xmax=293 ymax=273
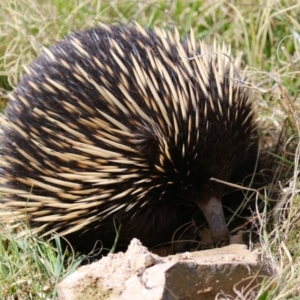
xmin=0 ymin=0 xmax=299 ymax=298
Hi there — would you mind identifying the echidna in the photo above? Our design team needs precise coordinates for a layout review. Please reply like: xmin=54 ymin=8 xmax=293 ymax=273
xmin=0 ymin=23 xmax=259 ymax=253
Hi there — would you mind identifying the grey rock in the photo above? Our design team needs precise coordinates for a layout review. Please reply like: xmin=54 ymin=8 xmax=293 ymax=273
xmin=57 ymin=239 xmax=275 ymax=300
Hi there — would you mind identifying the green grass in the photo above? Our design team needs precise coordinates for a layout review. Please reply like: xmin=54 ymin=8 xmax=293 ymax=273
xmin=0 ymin=223 xmax=83 ymax=299
xmin=0 ymin=0 xmax=299 ymax=298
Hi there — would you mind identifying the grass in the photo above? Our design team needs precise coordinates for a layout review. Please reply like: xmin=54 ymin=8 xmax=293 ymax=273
xmin=0 ymin=0 xmax=299 ymax=298
xmin=0 ymin=222 xmax=84 ymax=299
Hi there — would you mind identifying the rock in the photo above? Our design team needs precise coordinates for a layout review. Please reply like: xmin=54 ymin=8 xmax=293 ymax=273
xmin=57 ymin=239 xmax=275 ymax=300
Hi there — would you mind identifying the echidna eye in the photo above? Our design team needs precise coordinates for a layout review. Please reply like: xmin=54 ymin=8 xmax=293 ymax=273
xmin=134 ymin=127 xmax=160 ymax=163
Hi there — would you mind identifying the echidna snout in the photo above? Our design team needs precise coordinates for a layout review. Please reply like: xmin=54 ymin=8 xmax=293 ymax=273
xmin=185 ymin=186 xmax=230 ymax=246
xmin=197 ymin=196 xmax=230 ymax=246
xmin=0 ymin=23 xmax=258 ymax=253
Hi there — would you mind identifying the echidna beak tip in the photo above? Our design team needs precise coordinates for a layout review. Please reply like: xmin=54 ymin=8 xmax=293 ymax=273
xmin=194 ymin=195 xmax=230 ymax=247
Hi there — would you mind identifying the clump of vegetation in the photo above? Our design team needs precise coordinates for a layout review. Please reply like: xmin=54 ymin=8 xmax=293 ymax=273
xmin=0 ymin=223 xmax=83 ymax=299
